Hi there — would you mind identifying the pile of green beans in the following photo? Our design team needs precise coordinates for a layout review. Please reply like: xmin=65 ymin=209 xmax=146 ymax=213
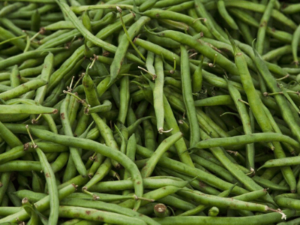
xmin=1 ymin=0 xmax=300 ymax=224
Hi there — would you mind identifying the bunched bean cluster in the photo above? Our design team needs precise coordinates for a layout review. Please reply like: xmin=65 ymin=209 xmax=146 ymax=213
xmin=1 ymin=0 xmax=300 ymax=224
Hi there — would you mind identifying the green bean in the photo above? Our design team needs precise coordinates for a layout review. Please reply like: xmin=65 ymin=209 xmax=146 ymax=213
xmin=152 ymin=54 xmax=165 ymax=133
xmin=71 ymin=4 xmax=134 ymax=13
xmin=167 ymin=1 xmax=194 ymax=12
xmin=87 ymin=100 xmax=111 ymax=114
xmin=68 ymin=95 xmax=80 ymax=127
xmin=58 ymin=2 xmax=144 ymax=79
xmin=7 ymin=3 xmax=56 ymax=19
xmin=35 ymin=147 xmax=59 ymax=225
xmin=29 ymin=127 xmax=144 ymax=210
xmin=154 ymin=0 xmax=187 ymax=8
xmin=160 ymin=30 xmax=238 ymax=75
xmin=110 ymin=15 xmax=149 ymax=83
xmin=123 ymin=134 xmax=137 ymax=184
xmin=0 ymin=26 xmax=27 ymax=51
xmin=153 ymin=203 xmax=169 ymax=218
xmin=282 ymin=3 xmax=300 ymax=14
xmin=147 ymin=33 xmax=180 ymax=49
xmin=141 ymin=132 xmax=182 ymax=177
xmin=230 ymin=34 xmax=297 ymax=191
xmin=0 ymin=3 xmax=24 ymax=18
xmin=35 ymin=53 xmax=53 ymax=104
xmin=234 ymin=20 xmax=253 ymax=45
xmin=162 ymin=95 xmax=194 ymax=167
xmin=228 ymin=8 xmax=292 ymax=44
xmin=0 ymin=18 xmax=25 ymax=38
xmin=0 ymin=79 xmax=45 ymax=101
xmin=38 ymin=29 xmax=81 ymax=50
xmin=91 ymin=112 xmax=120 ymax=168
xmin=262 ymin=45 xmax=292 ymax=62
xmin=179 ymin=185 xmax=234 ymax=216
xmin=143 ymin=120 xmax=156 ymax=151
xmin=89 ymin=177 xmax=186 ymax=193
xmin=208 ymin=207 xmax=219 ymax=217
xmin=194 ymin=95 xmax=233 ymax=107
xmin=178 ymin=187 xmax=274 ymax=212
xmin=0 ymin=47 xmax=62 ymax=71
xmin=0 ymin=105 xmax=56 ymax=114
xmin=57 ymin=206 xmax=147 ymax=225
xmin=154 ymin=209 xmax=299 ymax=224
xmin=256 ymin=0 xmax=276 ymax=55
xmin=0 ymin=120 xmax=22 ymax=148
xmin=259 ymin=155 xmax=300 ymax=169
xmin=119 ymin=185 xmax=181 ymax=209
xmin=0 ymin=172 xmax=10 ymax=205
xmin=227 ymin=80 xmax=255 ymax=170
xmin=192 ymin=55 xmax=203 ymax=94
xmin=137 ymin=145 xmax=247 ymax=195
xmin=83 ymin=69 xmax=100 ymax=107
xmin=194 ymin=0 xmax=227 ymax=38
xmin=0 ymin=145 xmax=29 ymax=164
xmin=139 ymin=0 xmax=158 ymax=12
xmin=95 ymin=13 xmax=134 ymax=40
xmin=292 ymin=25 xmax=300 ymax=66
xmin=31 ymin=171 xmax=44 ymax=192
xmin=194 ymin=133 xmax=300 ymax=150
xmin=275 ymin=194 xmax=300 ymax=210
xmin=142 ymin=9 xmax=211 ymax=38
xmin=0 ymin=184 xmax=76 ymax=223
xmin=252 ymin=176 xmax=289 ymax=191
xmin=217 ymin=0 xmax=238 ymax=30
xmin=10 ymin=65 xmax=20 ymax=88
xmin=118 ymin=76 xmax=130 ymax=124
xmin=61 ymin=198 xmax=159 ymax=225
xmin=0 ymin=160 xmax=42 ymax=172
xmin=278 ymin=217 xmax=300 ymax=225
xmin=199 ymin=128 xmax=275 ymax=205
xmin=30 ymin=9 xmax=40 ymax=32
xmin=87 ymin=153 xmax=105 ymax=178
xmin=43 ymin=21 xmax=77 ymax=31
xmin=209 ymin=0 xmax=297 ymax=30
xmin=0 ymin=207 xmax=22 ymax=217
xmin=43 ymin=80 xmax=64 ymax=107
xmin=84 ymin=158 xmax=111 ymax=190
xmin=180 ymin=45 xmax=200 ymax=146
xmin=192 ymin=154 xmax=237 ymax=183
xmin=61 ymin=94 xmax=87 ymax=177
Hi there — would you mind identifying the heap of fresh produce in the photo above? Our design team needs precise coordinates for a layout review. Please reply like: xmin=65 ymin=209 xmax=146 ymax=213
xmin=1 ymin=0 xmax=300 ymax=224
